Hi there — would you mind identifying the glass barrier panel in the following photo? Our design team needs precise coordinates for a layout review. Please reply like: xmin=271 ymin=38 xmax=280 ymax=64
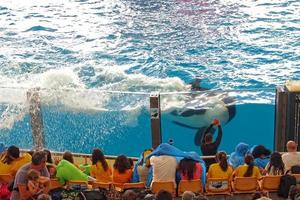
xmin=0 ymin=87 xmax=33 ymax=149
xmin=40 ymin=89 xmax=151 ymax=157
xmin=160 ymin=89 xmax=275 ymax=154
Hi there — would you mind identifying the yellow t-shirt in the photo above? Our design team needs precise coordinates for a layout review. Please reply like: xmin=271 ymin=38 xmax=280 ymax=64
xmin=234 ymin=165 xmax=262 ymax=179
xmin=90 ymin=162 xmax=112 ymax=183
xmin=0 ymin=153 xmax=32 ymax=176
xmin=207 ymin=163 xmax=233 ymax=179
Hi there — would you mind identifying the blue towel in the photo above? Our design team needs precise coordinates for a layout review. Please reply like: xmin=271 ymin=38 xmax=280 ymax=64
xmin=228 ymin=142 xmax=250 ymax=168
xmin=146 ymin=143 xmax=206 ymax=186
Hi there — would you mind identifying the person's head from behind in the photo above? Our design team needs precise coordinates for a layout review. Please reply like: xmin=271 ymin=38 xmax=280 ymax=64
xmin=235 ymin=143 xmax=250 ymax=156
xmin=27 ymin=169 xmax=40 ymax=183
xmin=268 ymin=152 xmax=284 ymax=174
xmin=155 ymin=189 xmax=173 ymax=200
xmin=205 ymin=133 xmax=213 ymax=144
xmin=3 ymin=145 xmax=20 ymax=164
xmin=289 ymin=185 xmax=300 ymax=200
xmin=178 ymin=158 xmax=197 ymax=180
xmin=252 ymin=145 xmax=271 ymax=159
xmin=182 ymin=191 xmax=195 ymax=200
xmin=216 ymin=151 xmax=228 ymax=171
xmin=114 ymin=155 xmax=130 ymax=173
xmin=287 ymin=141 xmax=298 ymax=152
xmin=43 ymin=149 xmax=53 ymax=164
xmin=62 ymin=151 xmax=74 ymax=164
xmin=244 ymin=154 xmax=254 ymax=177
xmin=192 ymin=194 xmax=208 ymax=200
xmin=122 ymin=189 xmax=137 ymax=200
xmin=31 ymin=151 xmax=47 ymax=171
xmin=92 ymin=148 xmax=108 ymax=171
xmin=47 ymin=165 xmax=56 ymax=178
xmin=37 ymin=194 xmax=52 ymax=200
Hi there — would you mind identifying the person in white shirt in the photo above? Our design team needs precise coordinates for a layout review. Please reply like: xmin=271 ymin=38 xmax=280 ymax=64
xmin=150 ymin=155 xmax=177 ymax=186
xmin=282 ymin=141 xmax=300 ymax=172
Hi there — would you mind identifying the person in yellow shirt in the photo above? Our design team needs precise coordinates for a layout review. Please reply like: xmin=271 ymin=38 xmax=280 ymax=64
xmin=90 ymin=148 xmax=112 ymax=182
xmin=233 ymin=155 xmax=261 ymax=179
xmin=0 ymin=145 xmax=32 ymax=177
xmin=207 ymin=151 xmax=233 ymax=180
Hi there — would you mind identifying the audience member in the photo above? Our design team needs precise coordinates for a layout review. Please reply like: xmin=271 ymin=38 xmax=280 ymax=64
xmin=178 ymin=158 xmax=202 ymax=181
xmin=37 ymin=194 xmax=52 ymax=200
xmin=265 ymin=152 xmax=285 ymax=175
xmin=155 ymin=189 xmax=173 ymax=200
xmin=282 ymin=141 xmax=300 ymax=172
xmin=10 ymin=151 xmax=50 ymax=200
xmin=233 ymin=155 xmax=261 ymax=179
xmin=150 ymin=154 xmax=177 ymax=186
xmin=228 ymin=143 xmax=250 ymax=168
xmin=62 ymin=151 xmax=75 ymax=164
xmin=26 ymin=169 xmax=44 ymax=198
xmin=113 ymin=155 xmax=132 ymax=184
xmin=43 ymin=149 xmax=53 ymax=164
xmin=133 ymin=149 xmax=152 ymax=183
xmin=252 ymin=145 xmax=271 ymax=170
xmin=122 ymin=189 xmax=137 ymax=200
xmin=289 ymin=185 xmax=300 ymax=200
xmin=90 ymin=148 xmax=112 ymax=182
xmin=192 ymin=194 xmax=208 ymax=200
xmin=0 ymin=145 xmax=32 ymax=176
xmin=182 ymin=191 xmax=195 ymax=200
xmin=56 ymin=159 xmax=88 ymax=185
xmin=200 ymin=119 xmax=222 ymax=170
xmin=207 ymin=151 xmax=233 ymax=179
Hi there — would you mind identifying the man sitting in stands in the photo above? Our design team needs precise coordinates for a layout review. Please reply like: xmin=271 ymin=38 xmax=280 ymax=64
xmin=150 ymin=154 xmax=177 ymax=186
xmin=282 ymin=141 xmax=300 ymax=172
xmin=10 ymin=151 xmax=50 ymax=200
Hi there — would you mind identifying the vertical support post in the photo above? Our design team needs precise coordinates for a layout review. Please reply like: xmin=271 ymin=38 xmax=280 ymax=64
xmin=150 ymin=92 xmax=162 ymax=149
xmin=27 ymin=88 xmax=44 ymax=150
xmin=274 ymin=86 xmax=287 ymax=152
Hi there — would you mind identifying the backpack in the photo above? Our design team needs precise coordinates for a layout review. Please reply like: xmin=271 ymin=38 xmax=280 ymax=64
xmin=278 ymin=174 xmax=296 ymax=198
xmin=49 ymin=187 xmax=86 ymax=200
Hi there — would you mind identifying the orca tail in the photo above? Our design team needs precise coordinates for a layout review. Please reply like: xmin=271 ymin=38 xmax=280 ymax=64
xmin=194 ymin=127 xmax=216 ymax=146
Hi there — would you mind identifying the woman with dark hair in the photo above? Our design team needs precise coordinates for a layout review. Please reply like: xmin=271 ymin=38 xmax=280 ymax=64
xmin=112 ymin=155 xmax=132 ymax=184
xmin=265 ymin=152 xmax=285 ymax=175
xmin=43 ymin=149 xmax=57 ymax=178
xmin=90 ymin=148 xmax=112 ymax=182
xmin=178 ymin=158 xmax=202 ymax=180
xmin=207 ymin=152 xmax=233 ymax=179
xmin=233 ymin=155 xmax=261 ymax=179
xmin=252 ymin=145 xmax=271 ymax=169
xmin=44 ymin=149 xmax=53 ymax=164
xmin=0 ymin=145 xmax=31 ymax=176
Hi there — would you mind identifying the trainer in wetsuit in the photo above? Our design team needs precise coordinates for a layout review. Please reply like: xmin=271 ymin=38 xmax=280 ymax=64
xmin=200 ymin=118 xmax=222 ymax=170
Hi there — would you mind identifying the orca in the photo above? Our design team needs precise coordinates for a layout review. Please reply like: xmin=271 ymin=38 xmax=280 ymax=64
xmin=167 ymin=79 xmax=236 ymax=146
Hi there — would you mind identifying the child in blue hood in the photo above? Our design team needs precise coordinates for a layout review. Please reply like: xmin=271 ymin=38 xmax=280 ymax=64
xmin=228 ymin=143 xmax=250 ymax=168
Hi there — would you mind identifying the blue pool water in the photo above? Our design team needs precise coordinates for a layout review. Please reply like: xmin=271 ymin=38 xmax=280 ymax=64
xmin=0 ymin=0 xmax=299 ymax=156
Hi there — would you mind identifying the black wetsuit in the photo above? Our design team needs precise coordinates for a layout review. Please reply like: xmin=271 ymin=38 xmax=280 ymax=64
xmin=200 ymin=124 xmax=222 ymax=170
